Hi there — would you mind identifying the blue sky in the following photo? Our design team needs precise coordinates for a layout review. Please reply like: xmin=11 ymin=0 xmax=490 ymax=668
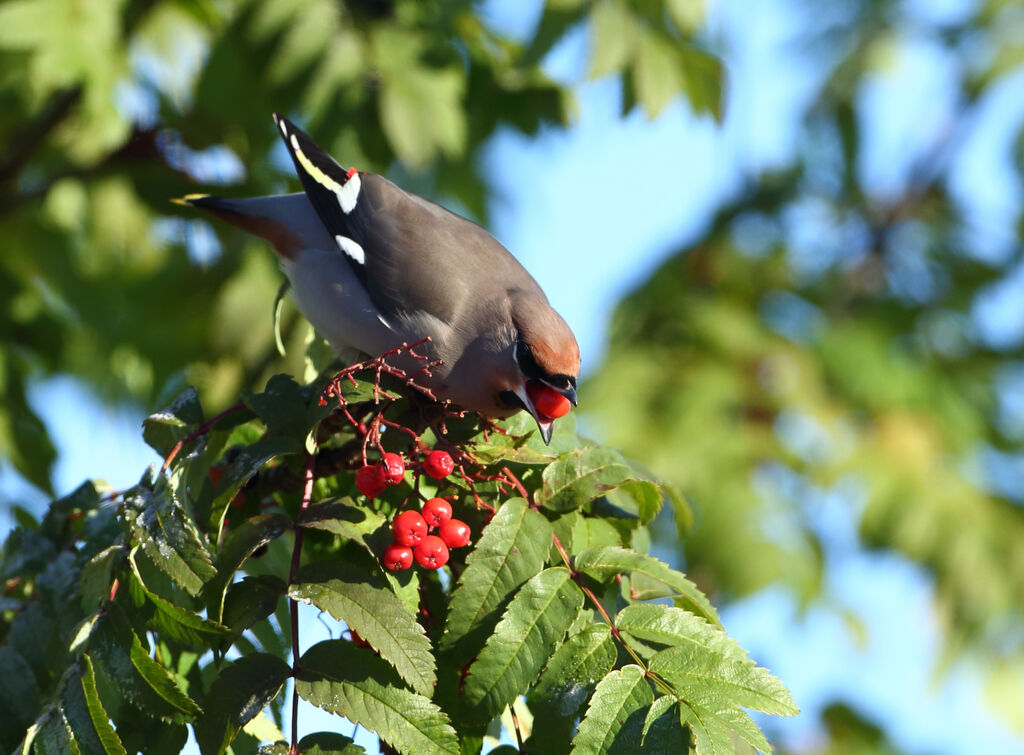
xmin=3 ymin=0 xmax=1024 ymax=752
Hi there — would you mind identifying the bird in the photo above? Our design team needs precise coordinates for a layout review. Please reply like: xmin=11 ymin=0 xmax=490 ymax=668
xmin=175 ymin=114 xmax=579 ymax=444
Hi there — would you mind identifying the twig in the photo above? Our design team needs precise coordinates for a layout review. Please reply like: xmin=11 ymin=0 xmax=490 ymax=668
xmin=289 ymin=449 xmax=317 ymax=750
xmin=161 ymin=402 xmax=245 ymax=473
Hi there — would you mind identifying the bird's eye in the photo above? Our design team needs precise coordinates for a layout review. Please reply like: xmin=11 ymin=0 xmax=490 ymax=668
xmin=514 ymin=341 xmax=544 ymax=379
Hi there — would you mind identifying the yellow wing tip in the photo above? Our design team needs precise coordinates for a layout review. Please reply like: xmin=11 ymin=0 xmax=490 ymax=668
xmin=171 ymin=193 xmax=210 ymax=206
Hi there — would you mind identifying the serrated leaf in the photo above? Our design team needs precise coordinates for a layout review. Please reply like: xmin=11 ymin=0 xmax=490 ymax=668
xmin=537 ymin=447 xmax=634 ymax=514
xmin=195 ymin=653 xmax=291 ymax=755
xmin=223 ymin=576 xmax=288 ymax=636
xmin=296 ymin=640 xmax=459 ymax=755
xmin=464 ymin=567 xmax=583 ymax=719
xmin=258 ymin=731 xmax=365 ymax=755
xmin=441 ymin=499 xmax=552 ymax=655
xmin=34 ymin=708 xmax=77 ymax=755
xmin=605 ymin=480 xmax=662 ymax=525
xmin=0 ymin=526 xmax=57 ymax=580
xmin=126 ymin=632 xmax=202 ymax=719
xmin=588 ymin=0 xmax=637 ymax=79
xmin=207 ymin=513 xmax=290 ymax=621
xmin=79 ymin=545 xmax=124 ymax=612
xmin=289 ymin=561 xmax=435 ymax=696
xmin=297 ymin=498 xmax=385 ymax=551
xmin=528 ymin=622 xmax=617 ymax=750
xmin=633 ymin=31 xmax=681 ymax=118
xmin=642 ymin=695 xmax=677 ymax=743
xmin=127 ymin=559 xmax=231 ymax=647
xmin=143 ymin=387 xmax=204 ymax=456
xmin=243 ymin=374 xmax=330 ymax=443
xmin=0 ymin=646 xmax=40 ymax=747
xmin=532 ymin=623 xmax=617 ymax=705
xmin=678 ymin=700 xmax=757 ymax=755
xmin=679 ymin=46 xmax=724 ymax=120
xmin=88 ymin=607 xmax=193 ymax=723
xmin=121 ymin=473 xmax=216 ymax=597
xmin=575 ymin=546 xmax=719 ymax=625
xmin=208 ymin=436 xmax=297 ymax=534
xmin=623 ymin=604 xmax=794 ymax=716
xmin=80 ymin=655 xmax=126 ymax=755
xmin=60 ymin=658 xmax=126 ymax=755
xmin=570 ymin=665 xmax=653 ymax=754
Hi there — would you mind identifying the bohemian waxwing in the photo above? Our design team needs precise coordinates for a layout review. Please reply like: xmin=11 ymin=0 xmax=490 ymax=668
xmin=176 ymin=114 xmax=580 ymax=443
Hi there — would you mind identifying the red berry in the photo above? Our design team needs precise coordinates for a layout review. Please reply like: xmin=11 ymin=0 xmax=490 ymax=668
xmin=527 ymin=382 xmax=571 ymax=420
xmin=392 ymin=510 xmax=428 ymax=546
xmin=423 ymin=450 xmax=455 ymax=479
xmin=439 ymin=519 xmax=471 ymax=549
xmin=421 ymin=498 xmax=453 ymax=528
xmin=414 ymin=535 xmax=449 ymax=569
xmin=355 ymin=464 xmax=387 ymax=498
xmin=382 ymin=542 xmax=413 ymax=571
xmin=377 ymin=452 xmax=406 ymax=485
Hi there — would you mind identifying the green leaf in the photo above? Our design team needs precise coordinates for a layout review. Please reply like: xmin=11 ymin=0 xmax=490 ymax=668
xmin=207 ymin=513 xmax=290 ymax=621
xmin=88 ymin=607 xmax=194 ymax=723
xmin=633 ymin=31 xmax=681 ymax=118
xmin=678 ymin=700 xmax=769 ymax=755
xmin=242 ymin=373 xmax=329 ymax=444
xmin=121 ymin=472 xmax=216 ymax=597
xmin=0 ymin=526 xmax=57 ymax=581
xmin=59 ymin=657 xmax=127 ymax=755
xmin=296 ymin=640 xmax=460 ymax=755
xmin=532 ymin=623 xmax=617 ymax=704
xmin=142 ymin=386 xmax=204 ymax=457
xmin=33 ymin=708 xmax=77 ymax=755
xmin=78 ymin=545 xmax=124 ymax=612
xmin=128 ymin=629 xmax=203 ymax=719
xmin=208 ymin=436 xmax=297 ymax=535
xmin=619 ymin=605 xmax=795 ymax=716
xmin=528 ymin=623 xmax=617 ymax=750
xmin=297 ymin=498 xmax=385 ymax=551
xmin=641 ymin=696 xmax=682 ymax=750
xmin=0 ymin=647 xmax=41 ymax=749
xmin=441 ymin=499 xmax=552 ymax=656
xmin=588 ymin=0 xmax=638 ymax=79
xmin=80 ymin=655 xmax=126 ymax=755
xmin=605 ymin=480 xmax=663 ymax=525
xmin=195 ymin=653 xmax=291 ymax=755
xmin=127 ymin=560 xmax=231 ymax=647
xmin=537 ymin=447 xmax=634 ymax=514
xmin=570 ymin=665 xmax=654 ymax=754
xmin=464 ymin=567 xmax=583 ymax=720
xmin=289 ymin=561 xmax=436 ymax=696
xmin=575 ymin=546 xmax=720 ymax=626
xmin=223 ymin=576 xmax=288 ymax=637
xmin=679 ymin=47 xmax=724 ymax=121
xmin=258 ymin=731 xmax=366 ymax=755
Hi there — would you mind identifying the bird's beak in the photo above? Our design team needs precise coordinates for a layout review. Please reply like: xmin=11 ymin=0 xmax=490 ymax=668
xmin=513 ymin=384 xmax=555 ymax=445
xmin=547 ymin=382 xmax=577 ymax=407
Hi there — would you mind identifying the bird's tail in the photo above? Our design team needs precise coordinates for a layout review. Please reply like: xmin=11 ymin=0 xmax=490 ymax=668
xmin=172 ymin=193 xmax=327 ymax=259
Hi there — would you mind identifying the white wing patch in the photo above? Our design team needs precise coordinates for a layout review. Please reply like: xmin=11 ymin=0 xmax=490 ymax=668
xmin=335 ymin=234 xmax=365 ymax=264
xmin=335 ymin=171 xmax=360 ymax=214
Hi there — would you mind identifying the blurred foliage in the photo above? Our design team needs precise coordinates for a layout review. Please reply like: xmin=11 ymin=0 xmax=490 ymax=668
xmin=0 ymin=0 xmax=720 ymax=495
xmin=584 ymin=0 xmax=1024 ymax=738
xmin=3 ymin=0 xmax=1024 ymax=749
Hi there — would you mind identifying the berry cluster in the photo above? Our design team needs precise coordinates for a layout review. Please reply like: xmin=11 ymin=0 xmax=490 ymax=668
xmin=353 ymin=448 xmax=470 ymax=571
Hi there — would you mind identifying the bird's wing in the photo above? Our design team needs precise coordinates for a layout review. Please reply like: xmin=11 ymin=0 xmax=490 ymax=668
xmin=273 ymin=114 xmax=536 ymax=331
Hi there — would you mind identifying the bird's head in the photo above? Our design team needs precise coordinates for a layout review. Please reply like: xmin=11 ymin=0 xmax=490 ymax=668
xmin=498 ymin=291 xmax=580 ymax=444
